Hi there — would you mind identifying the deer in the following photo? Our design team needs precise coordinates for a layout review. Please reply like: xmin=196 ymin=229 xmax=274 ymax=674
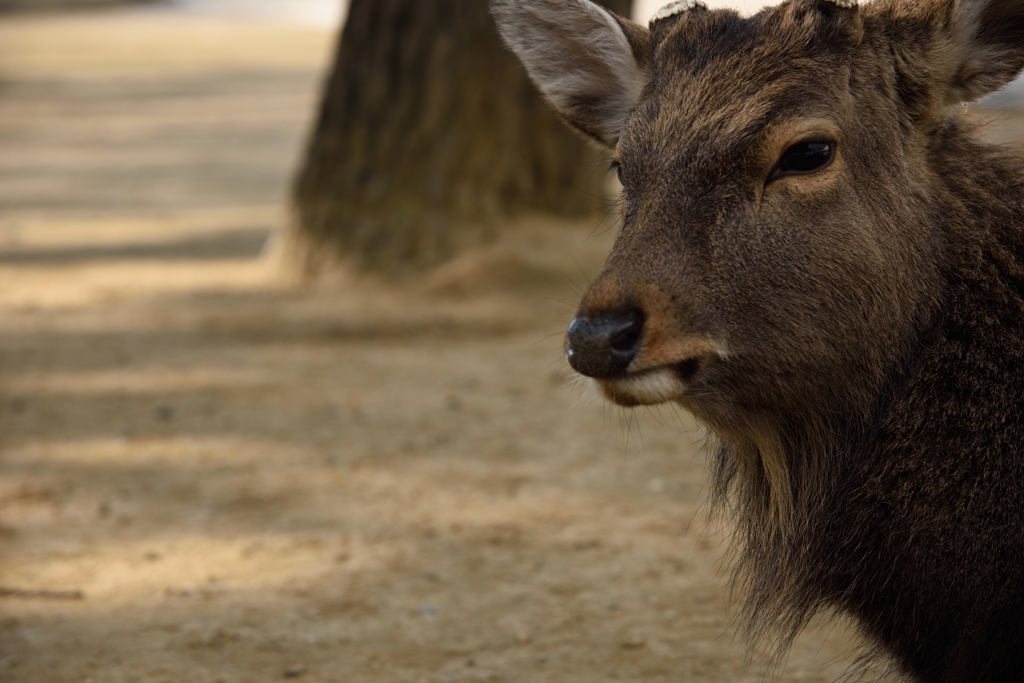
xmin=491 ymin=0 xmax=1024 ymax=680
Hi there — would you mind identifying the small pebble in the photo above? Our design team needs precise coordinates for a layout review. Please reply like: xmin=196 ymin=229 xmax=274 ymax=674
xmin=283 ymin=664 xmax=305 ymax=678
xmin=537 ymin=653 xmax=549 ymax=663
xmin=420 ymin=605 xmax=438 ymax=616
xmin=466 ymin=658 xmax=475 ymax=667
xmin=9 ymin=397 xmax=26 ymax=413
xmin=622 ymin=634 xmax=646 ymax=649
xmin=694 ymin=593 xmax=709 ymax=604
xmin=156 ymin=404 xmax=176 ymax=421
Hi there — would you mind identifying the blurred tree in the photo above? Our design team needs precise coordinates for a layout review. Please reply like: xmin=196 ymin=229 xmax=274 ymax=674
xmin=288 ymin=0 xmax=633 ymax=275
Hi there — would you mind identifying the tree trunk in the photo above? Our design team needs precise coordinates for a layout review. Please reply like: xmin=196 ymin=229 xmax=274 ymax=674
xmin=288 ymin=0 xmax=633 ymax=275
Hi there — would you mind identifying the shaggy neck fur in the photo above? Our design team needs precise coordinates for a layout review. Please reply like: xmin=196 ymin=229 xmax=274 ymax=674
xmin=710 ymin=113 xmax=1024 ymax=680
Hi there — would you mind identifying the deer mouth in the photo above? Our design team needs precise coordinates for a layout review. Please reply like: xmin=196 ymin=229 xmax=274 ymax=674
xmin=593 ymin=359 xmax=703 ymax=407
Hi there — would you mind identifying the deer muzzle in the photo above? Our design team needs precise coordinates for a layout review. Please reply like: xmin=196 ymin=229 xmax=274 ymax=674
xmin=566 ymin=310 xmax=644 ymax=379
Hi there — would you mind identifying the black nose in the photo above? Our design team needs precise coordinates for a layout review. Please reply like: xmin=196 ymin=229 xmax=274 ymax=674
xmin=566 ymin=310 xmax=644 ymax=378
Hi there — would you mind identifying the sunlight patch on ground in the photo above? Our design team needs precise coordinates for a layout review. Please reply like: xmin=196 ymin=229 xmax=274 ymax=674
xmin=0 ymin=436 xmax=289 ymax=467
xmin=0 ymin=259 xmax=279 ymax=309
xmin=1 ymin=533 xmax=364 ymax=606
xmin=4 ymin=368 xmax=275 ymax=396
xmin=0 ymin=12 xmax=333 ymax=79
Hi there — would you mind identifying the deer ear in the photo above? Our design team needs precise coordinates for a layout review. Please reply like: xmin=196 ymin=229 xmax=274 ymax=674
xmin=941 ymin=0 xmax=1024 ymax=104
xmin=491 ymin=0 xmax=650 ymax=148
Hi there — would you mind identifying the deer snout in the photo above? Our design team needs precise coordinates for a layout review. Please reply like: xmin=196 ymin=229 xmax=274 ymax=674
xmin=566 ymin=310 xmax=644 ymax=378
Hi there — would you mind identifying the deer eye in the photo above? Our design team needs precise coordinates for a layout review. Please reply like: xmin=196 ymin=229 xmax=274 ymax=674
xmin=770 ymin=141 xmax=834 ymax=181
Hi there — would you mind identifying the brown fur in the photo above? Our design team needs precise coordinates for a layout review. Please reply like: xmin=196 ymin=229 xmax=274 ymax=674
xmin=493 ymin=0 xmax=1024 ymax=680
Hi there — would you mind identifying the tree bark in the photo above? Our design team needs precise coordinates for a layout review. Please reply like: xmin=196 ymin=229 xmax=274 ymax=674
xmin=289 ymin=0 xmax=632 ymax=275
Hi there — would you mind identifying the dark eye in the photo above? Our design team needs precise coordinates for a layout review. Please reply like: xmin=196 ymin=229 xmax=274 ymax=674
xmin=770 ymin=141 xmax=835 ymax=181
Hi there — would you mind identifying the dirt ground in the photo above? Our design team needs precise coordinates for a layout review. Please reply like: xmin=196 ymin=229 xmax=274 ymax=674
xmin=2 ymin=10 xmax=1024 ymax=683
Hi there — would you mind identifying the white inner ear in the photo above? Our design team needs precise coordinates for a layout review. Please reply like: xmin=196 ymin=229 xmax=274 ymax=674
xmin=493 ymin=0 xmax=648 ymax=146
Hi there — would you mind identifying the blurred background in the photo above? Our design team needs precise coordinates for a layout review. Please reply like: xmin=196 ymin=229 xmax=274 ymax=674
xmin=0 ymin=2 xmax=1021 ymax=682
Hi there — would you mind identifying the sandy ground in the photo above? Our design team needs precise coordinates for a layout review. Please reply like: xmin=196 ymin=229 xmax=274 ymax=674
xmin=3 ymin=10 xmax=1024 ymax=683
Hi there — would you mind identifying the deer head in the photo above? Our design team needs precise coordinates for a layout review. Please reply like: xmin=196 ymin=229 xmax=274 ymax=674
xmin=492 ymin=0 xmax=1024 ymax=438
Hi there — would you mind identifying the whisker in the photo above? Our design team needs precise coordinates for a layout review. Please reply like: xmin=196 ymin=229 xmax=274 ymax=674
xmin=568 ymin=253 xmax=593 ymax=290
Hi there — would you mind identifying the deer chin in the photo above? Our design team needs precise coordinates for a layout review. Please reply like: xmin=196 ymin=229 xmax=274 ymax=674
xmin=593 ymin=367 xmax=687 ymax=407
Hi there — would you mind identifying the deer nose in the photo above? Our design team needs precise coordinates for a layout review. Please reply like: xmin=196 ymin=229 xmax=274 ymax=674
xmin=566 ymin=311 xmax=644 ymax=378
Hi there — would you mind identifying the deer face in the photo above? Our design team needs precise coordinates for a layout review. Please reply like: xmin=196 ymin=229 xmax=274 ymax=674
xmin=493 ymin=0 xmax=1024 ymax=427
